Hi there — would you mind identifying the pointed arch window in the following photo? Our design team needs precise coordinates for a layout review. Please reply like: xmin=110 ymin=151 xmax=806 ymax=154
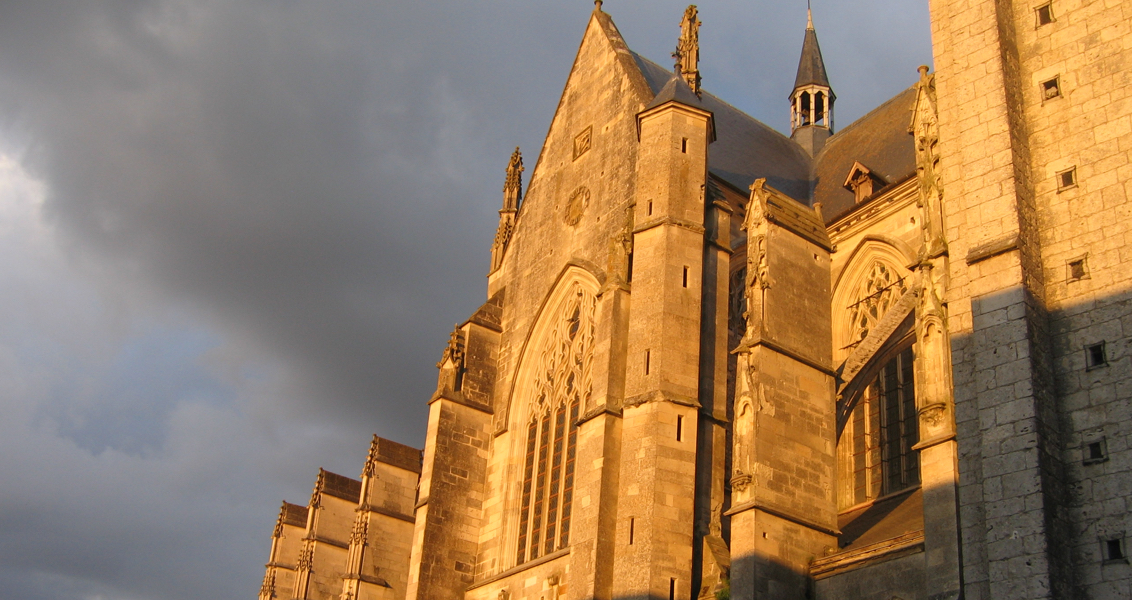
xmin=839 ymin=346 xmax=920 ymax=508
xmin=516 ymin=283 xmax=594 ymax=564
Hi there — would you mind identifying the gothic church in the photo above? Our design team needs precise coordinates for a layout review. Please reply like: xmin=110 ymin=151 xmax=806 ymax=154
xmin=258 ymin=2 xmax=1132 ymax=599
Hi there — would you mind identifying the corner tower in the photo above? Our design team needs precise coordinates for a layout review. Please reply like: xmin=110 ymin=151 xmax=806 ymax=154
xmin=790 ymin=9 xmax=835 ymax=156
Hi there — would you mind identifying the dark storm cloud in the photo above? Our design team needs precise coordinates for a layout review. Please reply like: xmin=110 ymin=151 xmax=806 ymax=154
xmin=0 ymin=1 xmax=931 ymax=598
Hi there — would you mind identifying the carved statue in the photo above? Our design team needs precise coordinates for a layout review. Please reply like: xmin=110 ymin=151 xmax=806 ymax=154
xmin=673 ymin=5 xmax=702 ymax=94
xmin=739 ymin=179 xmax=771 ymax=343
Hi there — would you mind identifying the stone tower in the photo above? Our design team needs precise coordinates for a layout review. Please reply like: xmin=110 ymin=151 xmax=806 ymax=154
xmin=256 ymin=2 xmax=1132 ymax=599
xmin=928 ymin=0 xmax=1132 ymax=598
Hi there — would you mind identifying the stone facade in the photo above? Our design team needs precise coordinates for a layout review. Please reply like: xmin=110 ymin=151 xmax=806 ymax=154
xmin=258 ymin=2 xmax=1131 ymax=599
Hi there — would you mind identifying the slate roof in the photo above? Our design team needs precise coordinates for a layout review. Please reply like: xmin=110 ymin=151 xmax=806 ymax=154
xmin=318 ymin=469 xmax=363 ymax=503
xmin=645 ymin=74 xmax=706 ymax=112
xmin=633 ymin=53 xmax=813 ymax=200
xmin=280 ymin=502 xmax=309 ymax=528
xmin=837 ymin=487 xmax=924 ymax=551
xmin=812 ymin=87 xmax=919 ymax=222
xmin=368 ymin=436 xmax=424 ymax=475
xmin=629 ymin=49 xmax=915 ymax=221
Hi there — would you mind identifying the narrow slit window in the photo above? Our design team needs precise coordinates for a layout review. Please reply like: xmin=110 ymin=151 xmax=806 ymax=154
xmin=1057 ymin=167 xmax=1077 ymax=191
xmin=1086 ymin=342 xmax=1107 ymax=370
xmin=1084 ymin=438 xmax=1108 ymax=464
xmin=1036 ymin=3 xmax=1054 ymax=26
xmin=1042 ymin=77 xmax=1061 ymax=101
xmin=629 ymin=518 xmax=635 ymax=545
xmin=645 ymin=350 xmax=651 ymax=375
xmin=648 ymin=201 xmax=654 ymax=216
xmin=676 ymin=415 xmax=684 ymax=442
xmin=682 ymin=266 xmax=689 ymax=288
xmin=669 ymin=578 xmax=677 ymax=600
xmin=681 ymin=138 xmax=688 ymax=153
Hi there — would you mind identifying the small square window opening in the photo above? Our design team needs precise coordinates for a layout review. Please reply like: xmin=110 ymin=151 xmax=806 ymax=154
xmin=1084 ymin=438 xmax=1108 ymax=464
xmin=1042 ymin=77 xmax=1062 ymax=101
xmin=1057 ymin=167 xmax=1077 ymax=191
xmin=1085 ymin=342 xmax=1107 ymax=370
xmin=1036 ymin=3 xmax=1054 ymax=27
xmin=1067 ymin=256 xmax=1088 ymax=281
xmin=1103 ymin=538 xmax=1126 ymax=563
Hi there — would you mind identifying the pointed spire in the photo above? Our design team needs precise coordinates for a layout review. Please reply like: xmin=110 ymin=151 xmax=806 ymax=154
xmin=793 ymin=17 xmax=830 ymax=90
xmin=672 ymin=5 xmax=701 ymax=96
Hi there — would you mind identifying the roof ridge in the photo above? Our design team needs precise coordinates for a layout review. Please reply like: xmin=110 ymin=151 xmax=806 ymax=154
xmin=632 ymin=51 xmax=801 ymax=145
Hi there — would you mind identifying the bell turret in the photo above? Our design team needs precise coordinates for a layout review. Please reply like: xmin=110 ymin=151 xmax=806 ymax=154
xmin=790 ymin=9 xmax=835 ymax=156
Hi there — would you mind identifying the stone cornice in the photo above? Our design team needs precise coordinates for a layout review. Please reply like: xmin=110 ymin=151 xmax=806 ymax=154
xmin=465 ymin=548 xmax=571 ymax=591
xmin=633 ymin=216 xmax=706 ymax=237
xmin=965 ymin=233 xmax=1019 ymax=265
xmin=725 ymin=501 xmax=839 ymax=537
xmin=357 ymin=504 xmax=416 ymax=525
xmin=623 ymin=390 xmax=700 ymax=409
xmin=732 ymin=336 xmax=836 ymax=377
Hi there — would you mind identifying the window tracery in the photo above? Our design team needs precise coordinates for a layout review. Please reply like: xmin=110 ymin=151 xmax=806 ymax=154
xmin=516 ymin=282 xmax=595 ymax=564
xmin=845 ymin=261 xmax=907 ymax=349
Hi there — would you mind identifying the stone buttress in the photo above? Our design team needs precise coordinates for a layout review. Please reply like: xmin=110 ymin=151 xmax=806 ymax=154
xmin=728 ymin=180 xmax=838 ymax=599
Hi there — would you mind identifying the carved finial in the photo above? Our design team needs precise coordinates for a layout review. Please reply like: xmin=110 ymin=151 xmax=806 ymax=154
xmin=437 ymin=325 xmax=466 ymax=369
xmin=594 ymin=0 xmax=603 ymax=11
xmin=362 ymin=434 xmax=380 ymax=478
xmin=309 ymin=470 xmax=325 ymax=509
xmin=672 ymin=5 xmax=701 ymax=95
xmin=918 ymin=64 xmax=930 ymax=80
xmin=503 ymin=147 xmax=524 ymax=211
xmin=807 ymin=1 xmax=814 ymax=30
xmin=492 ymin=148 xmax=523 ymax=274
xmin=273 ymin=502 xmax=287 ymax=538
